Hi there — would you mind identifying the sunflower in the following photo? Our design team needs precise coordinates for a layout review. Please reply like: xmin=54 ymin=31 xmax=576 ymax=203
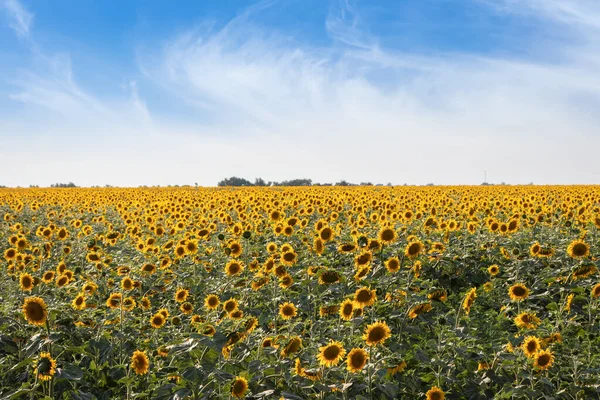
xmin=317 ymin=341 xmax=346 ymax=367
xmin=205 ymin=294 xmax=220 ymax=310
xmin=223 ymin=299 xmax=239 ymax=313
xmin=319 ymin=227 xmax=334 ymax=242
xmin=140 ymin=296 xmax=151 ymax=310
xmin=23 ymin=297 xmax=48 ymax=326
xmin=201 ymin=324 xmax=216 ymax=336
xmin=229 ymin=241 xmax=243 ymax=257
xmin=428 ymin=289 xmax=448 ymax=302
xmin=346 ymin=348 xmax=368 ymax=372
xmin=522 ymin=336 xmax=541 ymax=357
xmin=318 ymin=270 xmax=341 ymax=285
xmin=592 ymin=283 xmax=600 ymax=298
xmin=231 ymin=376 xmax=249 ymax=398
xmin=280 ymin=251 xmax=297 ymax=266
xmin=185 ymin=239 xmax=199 ymax=255
xmin=487 ymin=265 xmax=500 ymax=276
xmin=354 ymin=287 xmax=377 ymax=307
xmin=19 ymin=273 xmax=34 ymax=291
xmin=141 ymin=263 xmax=157 ymax=274
xmin=567 ymin=240 xmax=590 ymax=259
xmin=175 ymin=288 xmax=189 ymax=303
xmin=266 ymin=242 xmax=278 ymax=253
xmin=408 ymin=302 xmax=432 ymax=319
xmin=339 ymin=299 xmax=354 ymax=321
xmin=533 ymin=349 xmax=554 ymax=370
xmin=514 ymin=312 xmax=541 ymax=330
xmin=56 ymin=274 xmax=69 ymax=288
xmin=573 ymin=264 xmax=597 ymax=280
xmin=279 ymin=302 xmax=297 ymax=320
xmin=180 ymin=302 xmax=194 ymax=315
xmin=338 ymin=243 xmax=356 ymax=253
xmin=280 ymin=336 xmax=302 ymax=357
xmin=314 ymin=238 xmax=324 ymax=255
xmin=385 ymin=257 xmax=401 ymax=273
xmin=105 ymin=292 xmax=122 ymax=309
xmin=279 ymin=274 xmax=293 ymax=289
xmin=130 ymin=350 xmax=149 ymax=375
xmin=72 ymin=294 xmax=86 ymax=310
xmin=42 ymin=271 xmax=55 ymax=283
xmin=378 ymin=227 xmax=396 ymax=244
xmin=150 ymin=313 xmax=166 ymax=329
xmin=508 ymin=284 xmax=530 ymax=302
xmin=354 ymin=251 xmax=372 ymax=268
xmin=4 ymin=248 xmax=17 ymax=260
xmin=462 ymin=288 xmax=477 ymax=315
xmin=425 ymin=386 xmax=445 ymax=400
xmin=405 ymin=241 xmax=424 ymax=259
xmin=363 ymin=321 xmax=391 ymax=346
xmin=225 ymin=260 xmax=245 ymax=276
xmin=34 ymin=352 xmax=56 ymax=381
xmin=121 ymin=276 xmax=134 ymax=291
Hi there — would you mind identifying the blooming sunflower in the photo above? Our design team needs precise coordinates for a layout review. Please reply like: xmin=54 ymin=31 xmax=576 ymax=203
xmin=130 ymin=350 xmax=149 ymax=375
xmin=591 ymin=283 xmax=600 ymax=298
xmin=175 ymin=288 xmax=189 ymax=303
xmin=522 ymin=336 xmax=541 ymax=357
xmin=405 ymin=240 xmax=424 ymax=259
xmin=462 ymin=288 xmax=477 ymax=315
xmin=339 ymin=299 xmax=354 ymax=321
xmin=354 ymin=287 xmax=377 ymax=307
xmin=150 ymin=313 xmax=166 ymax=329
xmin=514 ymin=312 xmax=541 ymax=330
xmin=508 ymin=284 xmax=530 ymax=302
xmin=106 ymin=293 xmax=122 ymax=309
xmin=346 ymin=348 xmax=368 ymax=372
xmin=533 ymin=349 xmax=554 ymax=370
xmin=19 ymin=273 xmax=34 ymax=291
xmin=378 ymin=227 xmax=396 ymax=244
xmin=487 ymin=265 xmax=500 ymax=276
xmin=204 ymin=294 xmax=220 ymax=310
xmin=317 ymin=341 xmax=346 ymax=367
xmin=363 ymin=321 xmax=391 ymax=346
xmin=279 ymin=302 xmax=297 ymax=320
xmin=385 ymin=257 xmax=401 ymax=273
xmin=567 ymin=240 xmax=590 ymax=259
xmin=34 ymin=352 xmax=56 ymax=381
xmin=231 ymin=376 xmax=249 ymax=398
xmin=23 ymin=297 xmax=48 ymax=326
xmin=72 ymin=294 xmax=86 ymax=310
xmin=225 ymin=260 xmax=245 ymax=276
xmin=223 ymin=299 xmax=239 ymax=313
xmin=426 ymin=386 xmax=445 ymax=400
xmin=280 ymin=336 xmax=302 ymax=357
xmin=408 ymin=302 xmax=432 ymax=319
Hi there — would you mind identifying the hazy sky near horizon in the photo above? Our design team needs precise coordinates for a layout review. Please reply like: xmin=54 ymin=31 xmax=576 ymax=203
xmin=1 ymin=0 xmax=599 ymax=187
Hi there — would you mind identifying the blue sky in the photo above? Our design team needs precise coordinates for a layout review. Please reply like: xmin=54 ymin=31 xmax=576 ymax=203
xmin=1 ymin=0 xmax=600 ymax=186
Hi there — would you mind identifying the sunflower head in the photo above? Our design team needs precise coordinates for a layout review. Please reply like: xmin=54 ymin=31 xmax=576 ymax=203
xmin=205 ymin=294 xmax=220 ymax=310
xmin=508 ymin=284 xmax=530 ymax=302
xmin=533 ymin=349 xmax=555 ymax=370
xmin=426 ymin=386 xmax=445 ymax=400
xmin=34 ymin=352 xmax=57 ymax=381
xmin=346 ymin=348 xmax=368 ymax=372
xmin=279 ymin=302 xmax=297 ymax=320
xmin=354 ymin=287 xmax=377 ymax=307
xmin=339 ymin=299 xmax=354 ymax=321
xmin=317 ymin=341 xmax=346 ymax=367
xmin=522 ymin=336 xmax=541 ymax=357
xmin=363 ymin=321 xmax=391 ymax=346
xmin=23 ymin=297 xmax=48 ymax=326
xmin=130 ymin=350 xmax=149 ymax=375
xmin=567 ymin=240 xmax=590 ymax=259
xmin=231 ymin=376 xmax=249 ymax=398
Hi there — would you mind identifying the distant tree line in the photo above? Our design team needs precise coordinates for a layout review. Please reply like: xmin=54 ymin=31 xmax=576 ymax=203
xmin=217 ymin=177 xmax=396 ymax=187
xmin=50 ymin=182 xmax=78 ymax=188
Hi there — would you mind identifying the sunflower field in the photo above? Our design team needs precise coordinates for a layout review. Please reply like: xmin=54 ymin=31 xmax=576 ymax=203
xmin=1 ymin=186 xmax=600 ymax=399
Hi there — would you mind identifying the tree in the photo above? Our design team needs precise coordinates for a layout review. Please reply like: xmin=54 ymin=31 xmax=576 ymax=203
xmin=50 ymin=182 xmax=77 ymax=188
xmin=217 ymin=177 xmax=253 ymax=187
xmin=254 ymin=177 xmax=267 ymax=186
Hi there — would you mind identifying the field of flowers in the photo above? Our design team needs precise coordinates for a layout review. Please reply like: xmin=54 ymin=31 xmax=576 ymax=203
xmin=1 ymin=186 xmax=600 ymax=399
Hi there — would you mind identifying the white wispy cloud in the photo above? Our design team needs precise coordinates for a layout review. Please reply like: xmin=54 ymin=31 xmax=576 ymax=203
xmin=2 ymin=0 xmax=33 ymax=37
xmin=1 ymin=0 xmax=600 ymax=187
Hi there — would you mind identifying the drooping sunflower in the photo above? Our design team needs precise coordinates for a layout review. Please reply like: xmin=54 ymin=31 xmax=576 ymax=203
xmin=428 ymin=289 xmax=448 ymax=303
xmin=514 ymin=312 xmax=541 ymax=330
xmin=567 ymin=240 xmax=590 ymax=259
xmin=279 ymin=302 xmax=297 ymax=320
xmin=180 ymin=302 xmax=194 ymax=315
xmin=34 ymin=352 xmax=57 ymax=381
xmin=346 ymin=348 xmax=368 ymax=372
xmin=508 ymin=284 xmax=530 ymax=302
xmin=318 ymin=270 xmax=341 ymax=285
xmin=385 ymin=257 xmax=401 ymax=273
xmin=280 ymin=336 xmax=302 ymax=357
xmin=130 ymin=350 xmax=149 ymax=375
xmin=573 ymin=264 xmax=597 ymax=280
xmin=408 ymin=302 xmax=432 ymax=319
xmin=339 ymin=299 xmax=355 ymax=321
xmin=354 ymin=251 xmax=372 ymax=268
xmin=425 ymin=386 xmax=445 ymax=400
xmin=205 ymin=294 xmax=220 ymax=310
xmin=591 ymin=283 xmax=600 ymax=298
xmin=522 ymin=336 xmax=541 ymax=357
xmin=19 ymin=273 xmax=34 ymax=291
xmin=317 ymin=341 xmax=346 ymax=367
xmin=225 ymin=260 xmax=245 ymax=276
xmin=363 ymin=321 xmax=392 ymax=346
xmin=354 ymin=287 xmax=377 ymax=307
xmin=462 ymin=288 xmax=477 ymax=315
xmin=231 ymin=376 xmax=249 ymax=398
xmin=533 ymin=349 xmax=554 ymax=370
